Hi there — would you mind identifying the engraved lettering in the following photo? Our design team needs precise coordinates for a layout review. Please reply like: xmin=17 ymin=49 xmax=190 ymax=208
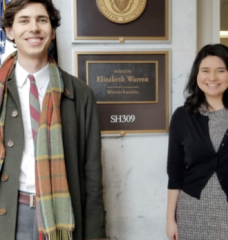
xmin=111 ymin=115 xmax=117 ymax=123
xmin=107 ymin=90 xmax=139 ymax=94
xmin=114 ymin=70 xmax=132 ymax=74
xmin=110 ymin=115 xmax=136 ymax=123
xmin=127 ymin=76 xmax=149 ymax=82
xmin=97 ymin=76 xmax=125 ymax=82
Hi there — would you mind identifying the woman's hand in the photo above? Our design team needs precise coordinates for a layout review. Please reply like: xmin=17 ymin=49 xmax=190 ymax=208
xmin=166 ymin=219 xmax=178 ymax=240
xmin=166 ymin=189 xmax=180 ymax=240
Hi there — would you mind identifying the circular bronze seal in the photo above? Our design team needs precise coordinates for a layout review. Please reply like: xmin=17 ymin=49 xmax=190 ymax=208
xmin=96 ymin=0 xmax=147 ymax=24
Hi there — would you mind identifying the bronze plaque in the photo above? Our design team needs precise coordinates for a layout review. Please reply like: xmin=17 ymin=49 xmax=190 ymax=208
xmin=75 ymin=51 xmax=170 ymax=135
xmin=96 ymin=0 xmax=147 ymax=24
xmin=73 ymin=0 xmax=169 ymax=42
xmin=86 ymin=61 xmax=158 ymax=104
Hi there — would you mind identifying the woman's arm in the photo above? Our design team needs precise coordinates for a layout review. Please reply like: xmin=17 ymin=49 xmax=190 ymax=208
xmin=166 ymin=189 xmax=180 ymax=240
xmin=166 ymin=108 xmax=185 ymax=239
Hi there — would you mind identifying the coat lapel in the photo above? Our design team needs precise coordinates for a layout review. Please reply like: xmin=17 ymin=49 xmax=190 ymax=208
xmin=6 ymin=69 xmax=22 ymax=111
xmin=59 ymin=68 xmax=74 ymax=100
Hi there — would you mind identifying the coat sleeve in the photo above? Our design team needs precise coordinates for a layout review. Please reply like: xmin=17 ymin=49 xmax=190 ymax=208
xmin=167 ymin=107 xmax=186 ymax=189
xmin=83 ymin=88 xmax=106 ymax=239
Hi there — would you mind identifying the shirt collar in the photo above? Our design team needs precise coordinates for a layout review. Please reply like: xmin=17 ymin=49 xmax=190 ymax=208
xmin=15 ymin=61 xmax=49 ymax=92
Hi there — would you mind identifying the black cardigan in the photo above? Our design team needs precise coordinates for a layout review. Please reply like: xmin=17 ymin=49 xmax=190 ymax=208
xmin=167 ymin=106 xmax=228 ymax=200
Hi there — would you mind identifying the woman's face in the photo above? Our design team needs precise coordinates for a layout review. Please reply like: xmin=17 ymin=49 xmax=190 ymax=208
xmin=197 ymin=55 xmax=228 ymax=101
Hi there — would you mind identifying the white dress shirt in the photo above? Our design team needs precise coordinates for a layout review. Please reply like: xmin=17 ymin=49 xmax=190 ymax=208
xmin=15 ymin=61 xmax=50 ymax=193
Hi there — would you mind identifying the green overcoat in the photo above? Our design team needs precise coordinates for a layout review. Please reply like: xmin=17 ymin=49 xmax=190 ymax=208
xmin=0 ymin=67 xmax=106 ymax=240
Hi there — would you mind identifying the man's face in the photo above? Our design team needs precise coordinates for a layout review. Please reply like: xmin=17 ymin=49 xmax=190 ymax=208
xmin=6 ymin=3 xmax=55 ymax=61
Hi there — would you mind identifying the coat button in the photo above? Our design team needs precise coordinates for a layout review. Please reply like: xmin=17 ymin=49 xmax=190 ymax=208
xmin=1 ymin=174 xmax=9 ymax=182
xmin=186 ymin=165 xmax=189 ymax=169
xmin=7 ymin=140 xmax=14 ymax=148
xmin=64 ymin=88 xmax=70 ymax=95
xmin=11 ymin=110 xmax=18 ymax=117
xmin=0 ymin=208 xmax=6 ymax=215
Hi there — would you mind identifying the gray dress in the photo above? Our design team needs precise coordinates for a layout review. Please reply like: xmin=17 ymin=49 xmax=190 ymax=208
xmin=176 ymin=108 xmax=228 ymax=240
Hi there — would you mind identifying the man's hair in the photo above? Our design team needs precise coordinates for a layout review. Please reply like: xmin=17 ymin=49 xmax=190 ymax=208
xmin=1 ymin=0 xmax=61 ymax=42
xmin=184 ymin=44 xmax=228 ymax=114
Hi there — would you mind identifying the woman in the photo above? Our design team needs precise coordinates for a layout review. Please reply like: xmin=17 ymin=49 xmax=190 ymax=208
xmin=166 ymin=44 xmax=228 ymax=240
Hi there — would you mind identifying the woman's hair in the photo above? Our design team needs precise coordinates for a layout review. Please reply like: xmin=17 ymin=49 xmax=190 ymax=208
xmin=1 ymin=0 xmax=61 ymax=43
xmin=184 ymin=44 xmax=228 ymax=114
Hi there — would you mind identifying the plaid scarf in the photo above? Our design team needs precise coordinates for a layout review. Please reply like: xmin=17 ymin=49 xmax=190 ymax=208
xmin=0 ymin=52 xmax=75 ymax=240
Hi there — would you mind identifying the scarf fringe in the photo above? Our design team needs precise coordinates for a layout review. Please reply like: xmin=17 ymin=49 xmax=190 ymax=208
xmin=40 ymin=230 xmax=73 ymax=240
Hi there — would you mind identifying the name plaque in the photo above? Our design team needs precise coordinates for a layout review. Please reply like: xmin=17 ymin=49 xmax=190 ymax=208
xmin=86 ymin=61 xmax=158 ymax=104
xmin=74 ymin=51 xmax=170 ymax=135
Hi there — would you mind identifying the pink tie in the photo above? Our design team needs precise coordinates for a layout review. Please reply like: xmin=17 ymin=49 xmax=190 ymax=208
xmin=28 ymin=74 xmax=40 ymax=141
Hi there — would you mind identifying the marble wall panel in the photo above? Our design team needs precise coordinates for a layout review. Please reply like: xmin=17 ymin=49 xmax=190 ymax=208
xmin=53 ymin=0 xmax=197 ymax=239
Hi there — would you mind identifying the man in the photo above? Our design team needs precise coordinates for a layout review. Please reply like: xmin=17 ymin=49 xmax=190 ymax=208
xmin=0 ymin=0 xmax=106 ymax=240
